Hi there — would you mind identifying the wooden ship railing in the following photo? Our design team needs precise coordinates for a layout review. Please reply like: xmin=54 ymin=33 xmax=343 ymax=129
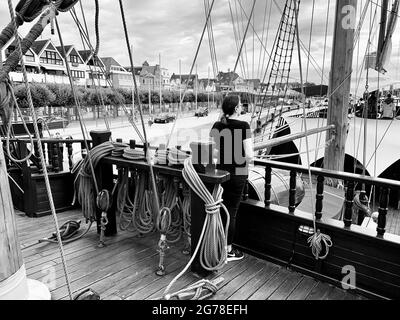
xmin=5 ymin=134 xmax=400 ymax=299
xmin=2 ymin=138 xmax=92 ymax=217
xmin=235 ymin=159 xmax=400 ymax=300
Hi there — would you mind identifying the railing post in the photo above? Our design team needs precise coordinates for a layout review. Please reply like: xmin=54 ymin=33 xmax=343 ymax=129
xmin=344 ymin=181 xmax=355 ymax=228
xmin=264 ymin=165 xmax=272 ymax=207
xmin=81 ymin=141 xmax=87 ymax=159
xmin=315 ymin=175 xmax=324 ymax=220
xmin=377 ymin=188 xmax=390 ymax=237
xmin=90 ymin=130 xmax=116 ymax=237
xmin=289 ymin=170 xmax=297 ymax=213
xmin=52 ymin=142 xmax=60 ymax=173
xmin=33 ymin=141 xmax=42 ymax=171
xmin=47 ymin=142 xmax=53 ymax=170
xmin=66 ymin=139 xmax=74 ymax=171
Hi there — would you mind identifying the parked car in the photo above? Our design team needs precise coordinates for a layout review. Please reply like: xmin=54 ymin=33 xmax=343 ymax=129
xmin=195 ymin=107 xmax=209 ymax=117
xmin=153 ymin=113 xmax=176 ymax=124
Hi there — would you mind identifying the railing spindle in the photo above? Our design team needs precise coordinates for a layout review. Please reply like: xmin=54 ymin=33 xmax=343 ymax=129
xmin=315 ymin=175 xmax=324 ymax=220
xmin=344 ymin=181 xmax=355 ymax=228
xmin=47 ymin=142 xmax=52 ymax=169
xmin=52 ymin=142 xmax=60 ymax=173
xmin=377 ymin=188 xmax=390 ymax=237
xmin=81 ymin=141 xmax=87 ymax=159
xmin=289 ymin=170 xmax=297 ymax=213
xmin=66 ymin=139 xmax=74 ymax=171
xmin=265 ymin=166 xmax=272 ymax=207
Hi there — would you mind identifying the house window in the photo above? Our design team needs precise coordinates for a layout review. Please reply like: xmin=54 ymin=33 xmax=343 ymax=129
xmin=70 ymin=55 xmax=80 ymax=64
xmin=71 ymin=70 xmax=85 ymax=78
xmin=5 ymin=46 xmax=15 ymax=58
xmin=25 ymin=50 xmax=35 ymax=62
xmin=40 ymin=50 xmax=63 ymax=65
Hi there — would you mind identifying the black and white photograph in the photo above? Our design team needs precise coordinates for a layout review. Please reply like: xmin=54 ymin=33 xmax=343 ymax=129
xmin=0 ymin=0 xmax=400 ymax=307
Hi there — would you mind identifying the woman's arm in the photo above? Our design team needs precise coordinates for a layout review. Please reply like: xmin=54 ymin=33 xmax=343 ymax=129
xmin=243 ymin=138 xmax=254 ymax=162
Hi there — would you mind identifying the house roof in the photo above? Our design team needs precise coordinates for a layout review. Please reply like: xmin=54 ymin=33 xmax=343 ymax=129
xmin=78 ymin=50 xmax=93 ymax=63
xmin=56 ymin=45 xmax=73 ymax=56
xmin=31 ymin=40 xmax=50 ymax=55
xmin=170 ymin=73 xmax=197 ymax=82
xmin=217 ymin=71 xmax=240 ymax=84
xmin=101 ymin=57 xmax=122 ymax=67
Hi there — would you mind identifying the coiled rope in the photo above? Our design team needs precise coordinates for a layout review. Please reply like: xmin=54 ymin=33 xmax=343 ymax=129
xmin=163 ymin=157 xmax=229 ymax=299
xmin=72 ymin=141 xmax=115 ymax=221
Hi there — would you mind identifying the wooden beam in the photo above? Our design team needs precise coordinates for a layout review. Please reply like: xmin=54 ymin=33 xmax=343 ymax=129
xmin=254 ymin=124 xmax=335 ymax=151
xmin=324 ymin=0 xmax=357 ymax=173
xmin=377 ymin=0 xmax=389 ymax=70
xmin=0 ymin=144 xmax=24 ymax=284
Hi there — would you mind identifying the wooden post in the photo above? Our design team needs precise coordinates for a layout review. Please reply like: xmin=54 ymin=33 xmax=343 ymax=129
xmin=289 ymin=170 xmax=297 ymax=213
xmin=324 ymin=0 xmax=357 ymax=175
xmin=90 ymin=130 xmax=117 ymax=236
xmin=0 ymin=145 xmax=26 ymax=298
xmin=264 ymin=166 xmax=272 ymax=207
xmin=377 ymin=188 xmax=390 ymax=237
xmin=315 ymin=175 xmax=325 ymax=220
xmin=344 ymin=181 xmax=355 ymax=228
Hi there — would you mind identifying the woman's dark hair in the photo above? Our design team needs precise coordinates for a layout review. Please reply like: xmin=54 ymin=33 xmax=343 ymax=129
xmin=220 ymin=95 xmax=239 ymax=124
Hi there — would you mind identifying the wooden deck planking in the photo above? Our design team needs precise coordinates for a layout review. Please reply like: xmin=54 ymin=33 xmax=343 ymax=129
xmin=227 ymin=262 xmax=281 ymax=300
xmin=15 ymin=209 xmax=366 ymax=300
xmin=267 ymin=271 xmax=304 ymax=300
xmin=286 ymin=276 xmax=318 ymax=300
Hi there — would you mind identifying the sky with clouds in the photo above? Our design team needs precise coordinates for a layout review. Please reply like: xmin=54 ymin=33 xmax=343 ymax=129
xmin=1 ymin=0 xmax=400 ymax=91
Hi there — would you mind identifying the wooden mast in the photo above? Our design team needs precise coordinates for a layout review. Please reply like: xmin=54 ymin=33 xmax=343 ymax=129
xmin=324 ymin=0 xmax=357 ymax=173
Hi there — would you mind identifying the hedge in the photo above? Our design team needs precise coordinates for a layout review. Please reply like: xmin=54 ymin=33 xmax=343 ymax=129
xmin=12 ymin=83 xmax=229 ymax=108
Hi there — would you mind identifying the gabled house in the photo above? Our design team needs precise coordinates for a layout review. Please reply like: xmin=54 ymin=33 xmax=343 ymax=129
xmin=198 ymin=78 xmax=216 ymax=92
xmin=216 ymin=71 xmax=253 ymax=92
xmin=1 ymin=36 xmax=44 ymax=83
xmin=170 ymin=73 xmax=198 ymax=91
xmin=32 ymin=40 xmax=66 ymax=78
xmin=101 ymin=57 xmax=137 ymax=89
xmin=130 ymin=61 xmax=170 ymax=91
xmin=57 ymin=45 xmax=87 ymax=86
xmin=1 ymin=37 xmax=39 ymax=73
xmin=79 ymin=50 xmax=108 ymax=88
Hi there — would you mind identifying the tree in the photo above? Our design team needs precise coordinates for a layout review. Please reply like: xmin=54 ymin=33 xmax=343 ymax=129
xmin=14 ymin=83 xmax=56 ymax=109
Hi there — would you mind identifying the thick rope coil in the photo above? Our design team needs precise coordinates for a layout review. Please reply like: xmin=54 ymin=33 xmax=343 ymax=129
xmin=168 ymin=147 xmax=191 ymax=166
xmin=307 ymin=230 xmax=333 ymax=260
xmin=163 ymin=157 xmax=229 ymax=299
xmin=72 ymin=141 xmax=115 ymax=221
xmin=180 ymin=184 xmax=191 ymax=254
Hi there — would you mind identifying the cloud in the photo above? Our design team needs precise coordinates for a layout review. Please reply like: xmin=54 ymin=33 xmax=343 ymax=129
xmin=0 ymin=0 xmax=399 ymax=88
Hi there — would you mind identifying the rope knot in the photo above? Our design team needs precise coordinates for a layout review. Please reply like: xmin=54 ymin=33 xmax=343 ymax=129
xmin=205 ymin=200 xmax=222 ymax=215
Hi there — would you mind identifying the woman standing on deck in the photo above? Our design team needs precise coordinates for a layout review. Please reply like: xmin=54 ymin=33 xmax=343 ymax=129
xmin=210 ymin=95 xmax=254 ymax=261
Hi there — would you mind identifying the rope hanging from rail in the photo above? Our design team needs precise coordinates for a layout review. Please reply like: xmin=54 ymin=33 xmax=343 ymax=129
xmin=163 ymin=157 xmax=229 ymax=299
xmin=293 ymin=0 xmax=332 ymax=261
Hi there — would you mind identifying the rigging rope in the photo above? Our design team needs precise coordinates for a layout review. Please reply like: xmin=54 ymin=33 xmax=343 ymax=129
xmin=6 ymin=0 xmax=74 ymax=300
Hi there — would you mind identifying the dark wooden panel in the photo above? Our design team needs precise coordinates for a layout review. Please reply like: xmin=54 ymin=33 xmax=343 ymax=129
xmin=236 ymin=201 xmax=400 ymax=299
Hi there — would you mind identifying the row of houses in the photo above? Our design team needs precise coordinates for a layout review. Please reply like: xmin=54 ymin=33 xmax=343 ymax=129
xmin=1 ymin=37 xmax=262 ymax=93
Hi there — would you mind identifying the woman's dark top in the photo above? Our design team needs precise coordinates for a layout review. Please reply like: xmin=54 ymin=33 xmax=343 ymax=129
xmin=210 ymin=119 xmax=251 ymax=176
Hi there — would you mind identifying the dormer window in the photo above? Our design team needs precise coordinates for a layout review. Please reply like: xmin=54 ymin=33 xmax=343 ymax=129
xmin=25 ymin=50 xmax=35 ymax=62
xmin=70 ymin=55 xmax=80 ymax=64
xmin=40 ymin=50 xmax=63 ymax=65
